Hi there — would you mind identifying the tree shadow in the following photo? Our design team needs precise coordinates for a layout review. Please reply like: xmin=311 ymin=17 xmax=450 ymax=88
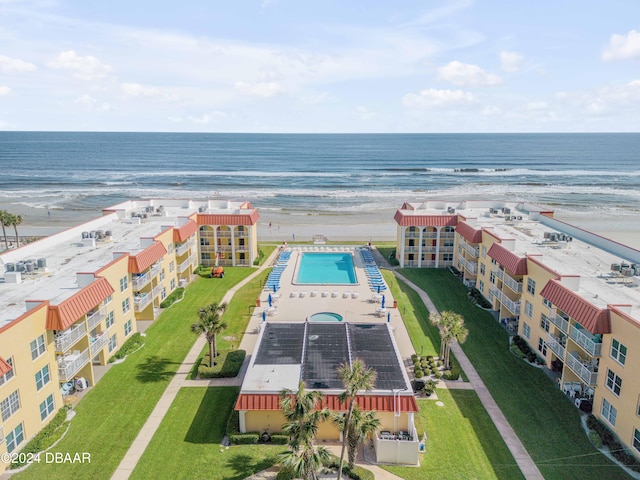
xmin=185 ymin=387 xmax=238 ymax=444
xmin=135 ymin=355 xmax=179 ymax=383
xmin=225 ymin=452 xmax=280 ymax=480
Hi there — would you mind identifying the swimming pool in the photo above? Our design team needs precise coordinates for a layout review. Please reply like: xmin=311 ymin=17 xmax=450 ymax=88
xmin=295 ymin=253 xmax=357 ymax=285
xmin=308 ymin=312 xmax=343 ymax=322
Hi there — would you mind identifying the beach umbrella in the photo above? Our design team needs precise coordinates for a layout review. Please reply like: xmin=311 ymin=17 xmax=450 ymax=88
xmin=272 ymin=284 xmax=278 ymax=293
xmin=262 ymin=311 xmax=267 ymax=322
xmin=381 ymin=295 xmax=386 ymax=309
xmin=387 ymin=311 xmax=391 ymax=323
xmin=268 ymin=293 xmax=273 ymax=307
xmin=377 ymin=285 xmax=381 ymax=294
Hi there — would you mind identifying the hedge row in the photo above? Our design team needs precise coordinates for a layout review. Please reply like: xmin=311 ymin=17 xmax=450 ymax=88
xmin=198 ymin=349 xmax=246 ymax=378
xmin=11 ymin=406 xmax=71 ymax=468
xmin=512 ymin=335 xmax=545 ymax=365
xmin=108 ymin=333 xmax=145 ymax=363
xmin=586 ymin=415 xmax=640 ymax=472
xmin=159 ymin=287 xmax=184 ymax=308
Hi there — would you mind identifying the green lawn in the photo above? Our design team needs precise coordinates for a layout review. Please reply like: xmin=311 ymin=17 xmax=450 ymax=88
xmin=15 ymin=268 xmax=256 ymax=480
xmin=386 ymin=390 xmax=524 ymax=480
xmin=397 ymin=268 xmax=628 ymax=480
xmin=131 ymin=387 xmax=284 ymax=480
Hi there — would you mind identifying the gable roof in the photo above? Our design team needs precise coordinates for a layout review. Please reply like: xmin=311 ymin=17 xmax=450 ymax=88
xmin=456 ymin=221 xmax=483 ymax=243
xmin=173 ymin=220 xmax=198 ymax=243
xmin=393 ymin=211 xmax=458 ymax=227
xmin=196 ymin=210 xmax=259 ymax=226
xmin=235 ymin=393 xmax=419 ymax=413
xmin=0 ymin=357 xmax=12 ymax=376
xmin=487 ymin=243 xmax=527 ymax=276
xmin=128 ymin=241 xmax=167 ymax=273
xmin=46 ymin=277 xmax=114 ymax=331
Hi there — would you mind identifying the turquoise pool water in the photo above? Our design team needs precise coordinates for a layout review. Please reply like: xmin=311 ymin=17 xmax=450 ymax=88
xmin=295 ymin=253 xmax=357 ymax=285
xmin=309 ymin=312 xmax=343 ymax=322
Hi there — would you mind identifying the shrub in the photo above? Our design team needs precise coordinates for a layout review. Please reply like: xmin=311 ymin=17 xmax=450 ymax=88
xmin=226 ymin=409 xmax=240 ymax=437
xmin=426 ymin=355 xmax=434 ymax=362
xmin=11 ymin=406 xmax=71 ymax=468
xmin=589 ymin=430 xmax=602 ymax=448
xmin=414 ymin=369 xmax=424 ymax=379
xmin=411 ymin=354 xmax=418 ymax=362
xmin=198 ymin=350 xmax=246 ymax=378
xmin=420 ymin=359 xmax=428 ymax=368
xmin=108 ymin=333 xmax=145 ymax=363
xmin=326 ymin=455 xmax=375 ymax=480
xmin=159 ymin=287 xmax=184 ymax=308
xmin=269 ymin=434 xmax=289 ymax=445
xmin=443 ymin=370 xmax=460 ymax=381
xmin=230 ymin=433 xmax=259 ymax=444
xmin=434 ymin=371 xmax=442 ymax=379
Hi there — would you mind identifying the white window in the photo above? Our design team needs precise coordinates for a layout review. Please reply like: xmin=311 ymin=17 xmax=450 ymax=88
xmin=634 ymin=429 xmax=640 ymax=453
xmin=527 ymin=278 xmax=536 ymax=295
xmin=523 ymin=323 xmax=531 ymax=339
xmin=524 ymin=300 xmax=533 ymax=318
xmin=124 ymin=320 xmax=132 ymax=337
xmin=30 ymin=334 xmax=46 ymax=360
xmin=601 ymin=398 xmax=617 ymax=426
xmin=169 ymin=261 xmax=175 ymax=273
xmin=170 ymin=278 xmax=176 ymax=290
xmin=103 ymin=294 xmax=113 ymax=305
xmin=479 ymin=280 xmax=485 ymax=293
xmin=606 ymin=369 xmax=622 ymax=396
xmin=168 ymin=243 xmax=174 ymax=254
xmin=5 ymin=423 xmax=24 ymax=453
xmin=537 ymin=338 xmax=547 ymax=356
xmin=611 ymin=339 xmax=627 ymax=366
xmin=480 ymin=264 xmax=486 ymax=275
xmin=443 ymin=253 xmax=453 ymax=262
xmin=122 ymin=298 xmax=130 ymax=314
xmin=160 ymin=269 xmax=165 ymax=281
xmin=40 ymin=394 xmax=55 ymax=421
xmin=0 ymin=357 xmax=14 ymax=386
xmin=106 ymin=311 xmax=115 ymax=329
xmin=35 ymin=364 xmax=50 ymax=391
xmin=489 ymin=272 xmax=496 ymax=284
xmin=540 ymin=314 xmax=550 ymax=332
xmin=481 ymin=246 xmax=487 ymax=258
xmin=108 ymin=334 xmax=117 ymax=353
xmin=120 ymin=275 xmax=128 ymax=292
xmin=161 ymin=287 xmax=167 ymax=300
xmin=1 ymin=390 xmax=20 ymax=422
xmin=543 ymin=298 xmax=552 ymax=309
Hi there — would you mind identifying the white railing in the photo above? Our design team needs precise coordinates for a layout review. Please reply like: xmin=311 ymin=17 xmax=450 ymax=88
xmin=90 ymin=331 xmax=109 ymax=356
xmin=502 ymin=296 xmax=521 ymax=315
xmin=489 ymin=286 xmax=502 ymax=301
xmin=423 ymin=233 xmax=438 ymax=239
xmin=199 ymin=230 xmax=215 ymax=238
xmin=219 ymin=245 xmax=233 ymax=251
xmin=132 ymin=272 xmax=151 ymax=290
xmin=404 ymin=232 xmax=420 ymax=239
xmin=421 ymin=245 xmax=436 ymax=252
xmin=549 ymin=313 xmax=569 ymax=334
xmin=404 ymin=246 xmax=419 ymax=252
xmin=495 ymin=269 xmax=504 ymax=280
xmin=404 ymin=260 xmax=419 ymax=267
xmin=134 ymin=293 xmax=153 ymax=312
xmin=178 ymin=259 xmax=190 ymax=273
xmin=440 ymin=232 xmax=455 ymax=238
xmin=566 ymin=351 xmax=598 ymax=386
xmin=199 ymin=244 xmax=216 ymax=252
xmin=462 ymin=258 xmax=478 ymax=274
xmin=503 ymin=274 xmax=523 ymax=293
xmin=152 ymin=284 xmax=163 ymax=298
xmin=151 ymin=263 xmax=162 ymax=278
xmin=57 ymin=348 xmax=90 ymax=381
xmin=176 ymin=242 xmax=189 ymax=256
xmin=87 ymin=307 xmax=107 ymax=331
xmin=55 ymin=323 xmax=87 ymax=353
xmin=546 ymin=333 xmax=566 ymax=359
xmin=569 ymin=325 xmax=602 ymax=356
xmin=217 ymin=231 xmax=232 ymax=238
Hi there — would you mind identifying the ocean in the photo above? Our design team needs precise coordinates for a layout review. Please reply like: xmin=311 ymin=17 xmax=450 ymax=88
xmin=1 ymin=132 xmax=639 ymax=230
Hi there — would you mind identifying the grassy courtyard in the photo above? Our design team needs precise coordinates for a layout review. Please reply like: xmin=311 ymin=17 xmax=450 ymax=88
xmin=396 ymin=268 xmax=628 ymax=480
xmin=15 ymin=268 xmax=256 ymax=480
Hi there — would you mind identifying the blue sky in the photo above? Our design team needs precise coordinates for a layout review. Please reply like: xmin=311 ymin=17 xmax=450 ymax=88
xmin=1 ymin=0 xmax=639 ymax=132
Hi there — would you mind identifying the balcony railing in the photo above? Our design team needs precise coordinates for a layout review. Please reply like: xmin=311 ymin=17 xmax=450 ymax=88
xmin=404 ymin=246 xmax=419 ymax=253
xmin=219 ymin=245 xmax=233 ymax=251
xmin=151 ymin=263 xmax=162 ymax=278
xmin=57 ymin=348 xmax=90 ymax=381
xmin=178 ymin=259 xmax=190 ymax=273
xmin=87 ymin=307 xmax=107 ymax=331
xmin=134 ymin=293 xmax=153 ymax=312
xmin=503 ymin=273 xmax=523 ymax=293
xmin=199 ymin=230 xmax=215 ymax=238
xmin=549 ymin=313 xmax=569 ymax=334
xmin=462 ymin=258 xmax=478 ymax=274
xmin=152 ymin=284 xmax=163 ymax=298
xmin=460 ymin=240 xmax=479 ymax=258
xmin=422 ymin=232 xmax=438 ymax=239
xmin=216 ymin=231 xmax=232 ymax=238
xmin=132 ymin=272 xmax=151 ymax=290
xmin=405 ymin=232 xmax=420 ymax=239
xmin=569 ymin=325 xmax=602 ymax=357
xmin=440 ymin=232 xmax=455 ymax=238
xmin=176 ymin=242 xmax=189 ymax=257
xmin=489 ymin=286 xmax=502 ymax=301
xmin=199 ymin=244 xmax=217 ymax=252
xmin=495 ymin=269 xmax=504 ymax=280
xmin=90 ymin=331 xmax=109 ymax=356
xmin=502 ymin=296 xmax=521 ymax=315
xmin=404 ymin=260 xmax=419 ymax=267
xmin=546 ymin=333 xmax=566 ymax=359
xmin=566 ymin=351 xmax=598 ymax=386
xmin=55 ymin=323 xmax=87 ymax=353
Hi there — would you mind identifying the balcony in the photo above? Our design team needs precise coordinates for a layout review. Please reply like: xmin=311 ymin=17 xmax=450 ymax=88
xmin=134 ymin=292 xmax=153 ymax=312
xmin=235 ymin=244 xmax=249 ymax=252
xmin=55 ymin=323 xmax=87 ymax=353
xmin=404 ymin=246 xmax=419 ymax=253
xmin=462 ymin=258 xmax=478 ymax=274
xmin=152 ymin=284 xmax=163 ymax=298
xmin=405 ymin=231 xmax=420 ymax=239
xmin=199 ymin=230 xmax=215 ymax=238
xmin=502 ymin=296 xmax=521 ymax=315
xmin=217 ymin=231 xmax=232 ymax=238
xmin=132 ymin=272 xmax=151 ymax=290
xmin=569 ymin=325 xmax=602 ymax=357
xmin=461 ymin=241 xmax=479 ymax=258
xmin=423 ymin=233 xmax=437 ymax=239
xmin=549 ymin=313 xmax=569 ymax=334
xmin=219 ymin=245 xmax=233 ymax=252
xmin=87 ymin=307 xmax=107 ymax=331
xmin=503 ymin=273 xmax=523 ymax=293
xmin=494 ymin=268 xmax=504 ymax=280
xmin=178 ymin=259 xmax=190 ymax=273
xmin=90 ymin=331 xmax=109 ymax=356
xmin=489 ymin=286 xmax=502 ymax=301
xmin=150 ymin=263 xmax=162 ymax=278
xmin=404 ymin=260 xmax=419 ymax=267
xmin=199 ymin=244 xmax=217 ymax=252
xmin=57 ymin=348 xmax=90 ymax=382
xmin=566 ymin=351 xmax=598 ymax=386
xmin=176 ymin=242 xmax=189 ymax=257
xmin=546 ymin=333 xmax=566 ymax=359
xmin=440 ymin=231 xmax=455 ymax=239
xmin=421 ymin=245 xmax=436 ymax=252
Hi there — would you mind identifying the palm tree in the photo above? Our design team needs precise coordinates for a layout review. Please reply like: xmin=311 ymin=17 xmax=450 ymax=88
xmin=429 ymin=311 xmax=469 ymax=370
xmin=333 ymin=404 xmax=380 ymax=470
xmin=0 ymin=210 xmax=10 ymax=250
xmin=9 ymin=214 xmax=22 ymax=248
xmin=190 ymin=302 xmax=227 ymax=367
xmin=336 ymin=359 xmax=377 ymax=480
xmin=279 ymin=381 xmax=331 ymax=480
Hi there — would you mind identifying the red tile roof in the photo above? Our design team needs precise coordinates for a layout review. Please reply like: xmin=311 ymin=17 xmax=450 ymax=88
xmin=394 ymin=211 xmax=458 ymax=227
xmin=46 ymin=277 xmax=115 ymax=331
xmin=487 ymin=243 xmax=527 ymax=276
xmin=540 ymin=280 xmax=611 ymax=334
xmin=173 ymin=220 xmax=198 ymax=243
xmin=0 ymin=357 xmax=12 ymax=376
xmin=197 ymin=210 xmax=260 ymax=226
xmin=456 ymin=221 xmax=483 ymax=243
xmin=235 ymin=393 xmax=418 ymax=413
xmin=129 ymin=241 xmax=168 ymax=273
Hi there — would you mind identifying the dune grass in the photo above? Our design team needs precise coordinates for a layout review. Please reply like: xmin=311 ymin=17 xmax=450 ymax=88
xmin=396 ymin=268 xmax=628 ymax=480
xmin=15 ymin=268 xmax=255 ymax=480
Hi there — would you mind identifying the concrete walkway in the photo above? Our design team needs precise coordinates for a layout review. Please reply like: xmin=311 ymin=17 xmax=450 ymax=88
xmin=392 ymin=270 xmax=545 ymax=480
xmin=111 ymin=249 xmax=281 ymax=480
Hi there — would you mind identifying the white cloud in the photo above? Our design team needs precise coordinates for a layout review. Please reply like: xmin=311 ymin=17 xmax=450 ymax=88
xmin=235 ymin=80 xmax=284 ymax=98
xmin=120 ymin=82 xmax=176 ymax=101
xmin=48 ymin=50 xmax=111 ymax=80
xmin=74 ymin=94 xmax=111 ymax=111
xmin=437 ymin=61 xmax=502 ymax=86
xmin=187 ymin=112 xmax=226 ymax=124
xmin=602 ymin=29 xmax=640 ymax=61
xmin=500 ymin=51 xmax=524 ymax=72
xmin=402 ymin=88 xmax=476 ymax=108
xmin=0 ymin=86 xmax=11 ymax=95
xmin=0 ymin=55 xmax=37 ymax=73
xmin=355 ymin=106 xmax=378 ymax=120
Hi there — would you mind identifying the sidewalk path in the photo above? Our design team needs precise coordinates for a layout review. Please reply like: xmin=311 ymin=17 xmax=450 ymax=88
xmin=392 ymin=270 xmax=544 ymax=480
xmin=111 ymin=249 xmax=281 ymax=480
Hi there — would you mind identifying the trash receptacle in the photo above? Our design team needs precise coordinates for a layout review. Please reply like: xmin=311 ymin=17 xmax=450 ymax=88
xmin=256 ymin=298 xmax=261 ymax=307
xmin=393 ymin=300 xmax=398 ymax=308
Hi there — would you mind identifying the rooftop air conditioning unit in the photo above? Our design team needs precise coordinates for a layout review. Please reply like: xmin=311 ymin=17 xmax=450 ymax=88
xmin=503 ymin=207 xmax=511 ymax=214
xmin=517 ymin=216 xmax=523 ymax=220
xmin=611 ymin=263 xmax=621 ymax=271
xmin=544 ymin=232 xmax=551 ymax=239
